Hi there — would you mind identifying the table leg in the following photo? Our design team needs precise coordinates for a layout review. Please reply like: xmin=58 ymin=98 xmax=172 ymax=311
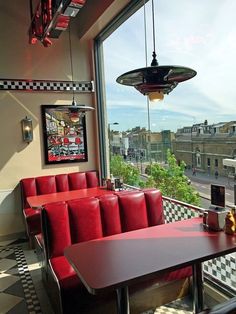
xmin=116 ymin=286 xmax=130 ymax=314
xmin=192 ymin=262 xmax=204 ymax=313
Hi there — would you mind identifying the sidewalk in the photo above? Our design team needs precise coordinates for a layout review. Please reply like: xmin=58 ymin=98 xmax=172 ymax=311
xmin=185 ymin=169 xmax=235 ymax=190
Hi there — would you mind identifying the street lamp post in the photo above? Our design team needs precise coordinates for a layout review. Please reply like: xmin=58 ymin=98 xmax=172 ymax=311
xmin=108 ymin=122 xmax=119 ymax=160
xmin=191 ymin=126 xmax=194 ymax=169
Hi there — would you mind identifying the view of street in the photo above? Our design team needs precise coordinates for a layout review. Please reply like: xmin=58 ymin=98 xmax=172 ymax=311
xmin=185 ymin=169 xmax=236 ymax=209
xmin=130 ymin=159 xmax=236 ymax=209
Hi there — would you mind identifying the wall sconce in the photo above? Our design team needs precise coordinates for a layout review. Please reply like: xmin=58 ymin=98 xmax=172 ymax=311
xmin=21 ymin=116 xmax=33 ymax=143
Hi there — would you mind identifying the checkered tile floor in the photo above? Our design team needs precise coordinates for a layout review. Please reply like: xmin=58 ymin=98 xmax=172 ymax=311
xmin=0 ymin=238 xmax=42 ymax=314
xmin=152 ymin=298 xmax=192 ymax=313
xmin=0 ymin=238 xmax=194 ymax=314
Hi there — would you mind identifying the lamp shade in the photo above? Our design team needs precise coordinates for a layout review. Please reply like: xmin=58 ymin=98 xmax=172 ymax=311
xmin=116 ymin=0 xmax=197 ymax=99
xmin=116 ymin=65 xmax=197 ymax=96
xmin=55 ymin=102 xmax=94 ymax=113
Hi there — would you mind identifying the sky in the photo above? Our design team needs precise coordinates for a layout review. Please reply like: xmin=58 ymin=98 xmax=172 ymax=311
xmin=103 ymin=0 xmax=236 ymax=132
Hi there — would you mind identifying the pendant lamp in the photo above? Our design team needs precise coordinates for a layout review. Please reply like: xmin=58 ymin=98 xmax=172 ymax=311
xmin=56 ymin=23 xmax=94 ymax=121
xmin=116 ymin=0 xmax=197 ymax=101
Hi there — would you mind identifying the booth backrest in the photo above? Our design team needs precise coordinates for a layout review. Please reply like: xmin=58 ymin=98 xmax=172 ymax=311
xmin=20 ymin=171 xmax=99 ymax=209
xmin=42 ymin=189 xmax=165 ymax=260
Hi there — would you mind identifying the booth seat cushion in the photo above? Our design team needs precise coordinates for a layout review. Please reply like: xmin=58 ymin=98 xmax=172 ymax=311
xmin=36 ymin=175 xmax=57 ymax=195
xmin=55 ymin=174 xmax=69 ymax=192
xmin=68 ymin=198 xmax=103 ymax=243
xmin=23 ymin=208 xmax=41 ymax=235
xmin=160 ymin=266 xmax=192 ymax=282
xmin=45 ymin=202 xmax=71 ymax=258
xmin=99 ymin=194 xmax=122 ymax=236
xmin=68 ymin=172 xmax=87 ymax=190
xmin=86 ymin=171 xmax=99 ymax=188
xmin=50 ymin=256 xmax=81 ymax=291
xmin=21 ymin=178 xmax=37 ymax=208
xmin=118 ymin=191 xmax=149 ymax=232
xmin=143 ymin=188 xmax=165 ymax=226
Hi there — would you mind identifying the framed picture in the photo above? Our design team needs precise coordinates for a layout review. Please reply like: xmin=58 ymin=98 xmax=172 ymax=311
xmin=41 ymin=104 xmax=88 ymax=164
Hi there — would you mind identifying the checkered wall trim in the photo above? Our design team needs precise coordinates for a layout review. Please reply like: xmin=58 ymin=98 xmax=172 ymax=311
xmin=163 ymin=198 xmax=236 ymax=294
xmin=0 ymin=79 xmax=94 ymax=93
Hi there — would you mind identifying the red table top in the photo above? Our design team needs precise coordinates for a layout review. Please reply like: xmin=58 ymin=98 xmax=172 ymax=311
xmin=27 ymin=187 xmax=113 ymax=208
xmin=64 ymin=217 xmax=236 ymax=294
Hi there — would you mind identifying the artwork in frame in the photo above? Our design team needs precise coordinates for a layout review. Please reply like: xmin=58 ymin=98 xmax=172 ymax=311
xmin=41 ymin=105 xmax=88 ymax=164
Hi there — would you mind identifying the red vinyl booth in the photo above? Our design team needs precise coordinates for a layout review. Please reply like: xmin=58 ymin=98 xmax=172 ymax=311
xmin=20 ymin=170 xmax=99 ymax=247
xmin=41 ymin=189 xmax=192 ymax=314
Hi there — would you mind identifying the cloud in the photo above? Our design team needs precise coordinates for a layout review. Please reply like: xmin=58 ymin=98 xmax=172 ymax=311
xmin=104 ymin=0 xmax=236 ymax=131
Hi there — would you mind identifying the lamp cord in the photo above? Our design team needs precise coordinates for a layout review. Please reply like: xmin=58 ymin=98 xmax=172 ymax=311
xmin=151 ymin=0 xmax=156 ymax=56
xmin=143 ymin=0 xmax=151 ymax=165
xmin=151 ymin=0 xmax=158 ymax=66
xmin=68 ymin=24 xmax=75 ymax=105
xmin=143 ymin=0 xmax=148 ymax=68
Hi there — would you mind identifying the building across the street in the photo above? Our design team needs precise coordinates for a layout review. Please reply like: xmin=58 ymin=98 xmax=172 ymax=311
xmin=109 ymin=127 xmax=175 ymax=163
xmin=172 ymin=120 xmax=236 ymax=176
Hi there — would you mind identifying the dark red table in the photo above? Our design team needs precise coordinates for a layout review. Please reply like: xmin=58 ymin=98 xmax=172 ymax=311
xmin=64 ymin=217 xmax=236 ymax=314
xmin=27 ymin=186 xmax=113 ymax=208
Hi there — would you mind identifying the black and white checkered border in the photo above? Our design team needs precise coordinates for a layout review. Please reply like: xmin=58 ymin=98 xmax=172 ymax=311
xmin=0 ymin=79 xmax=94 ymax=93
xmin=163 ymin=200 xmax=200 ymax=224
xmin=153 ymin=297 xmax=192 ymax=313
xmin=14 ymin=246 xmax=42 ymax=314
xmin=154 ymin=307 xmax=192 ymax=314
xmin=203 ymin=253 xmax=236 ymax=292
xmin=155 ymin=306 xmax=193 ymax=314
xmin=0 ymin=246 xmax=14 ymax=253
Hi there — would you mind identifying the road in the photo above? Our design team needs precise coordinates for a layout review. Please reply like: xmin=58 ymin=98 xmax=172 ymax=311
xmin=185 ymin=169 xmax=236 ymax=209
xmin=136 ymin=161 xmax=235 ymax=208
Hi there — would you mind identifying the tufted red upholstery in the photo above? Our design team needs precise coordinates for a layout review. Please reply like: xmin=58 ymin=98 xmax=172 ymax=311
xmin=86 ymin=171 xmax=99 ymax=188
xmin=44 ymin=202 xmax=71 ymax=258
xmin=20 ymin=170 xmax=99 ymax=246
xmin=99 ymin=194 xmax=122 ymax=236
xmin=21 ymin=178 xmax=37 ymax=208
xmin=143 ymin=188 xmax=165 ymax=226
xmin=36 ymin=175 xmax=57 ymax=195
xmin=68 ymin=198 xmax=103 ymax=243
xmin=68 ymin=172 xmax=87 ymax=190
xmin=56 ymin=174 xmax=69 ymax=192
xmin=23 ymin=208 xmax=41 ymax=235
xmin=119 ymin=191 xmax=149 ymax=232
xmin=50 ymin=256 xmax=81 ymax=291
xmin=41 ymin=189 xmax=192 ymax=314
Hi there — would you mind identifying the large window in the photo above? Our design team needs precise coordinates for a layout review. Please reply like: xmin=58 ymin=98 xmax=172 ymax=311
xmin=95 ymin=1 xmax=236 ymax=296
xmin=103 ymin=0 xmax=236 ymax=131
xmin=95 ymin=0 xmax=236 ymax=178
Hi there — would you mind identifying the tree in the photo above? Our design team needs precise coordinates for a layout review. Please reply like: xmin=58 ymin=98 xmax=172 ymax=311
xmin=110 ymin=155 xmax=141 ymax=186
xmin=145 ymin=150 xmax=200 ymax=206
xmin=110 ymin=151 xmax=200 ymax=206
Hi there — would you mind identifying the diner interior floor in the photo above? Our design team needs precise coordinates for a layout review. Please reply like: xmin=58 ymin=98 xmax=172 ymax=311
xmin=0 ymin=238 xmax=213 ymax=314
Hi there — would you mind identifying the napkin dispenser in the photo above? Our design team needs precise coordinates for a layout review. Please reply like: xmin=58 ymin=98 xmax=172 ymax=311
xmin=207 ymin=208 xmax=229 ymax=231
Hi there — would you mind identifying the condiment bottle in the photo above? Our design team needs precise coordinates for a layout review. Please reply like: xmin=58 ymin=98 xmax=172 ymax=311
xmin=224 ymin=210 xmax=235 ymax=235
xmin=232 ymin=206 xmax=236 ymax=232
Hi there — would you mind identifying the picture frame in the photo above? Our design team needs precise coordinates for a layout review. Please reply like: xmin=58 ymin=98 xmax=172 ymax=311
xmin=41 ymin=104 xmax=88 ymax=164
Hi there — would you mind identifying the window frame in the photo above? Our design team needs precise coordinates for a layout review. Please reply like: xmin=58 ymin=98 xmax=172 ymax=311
xmin=93 ymin=0 xmax=145 ymax=179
